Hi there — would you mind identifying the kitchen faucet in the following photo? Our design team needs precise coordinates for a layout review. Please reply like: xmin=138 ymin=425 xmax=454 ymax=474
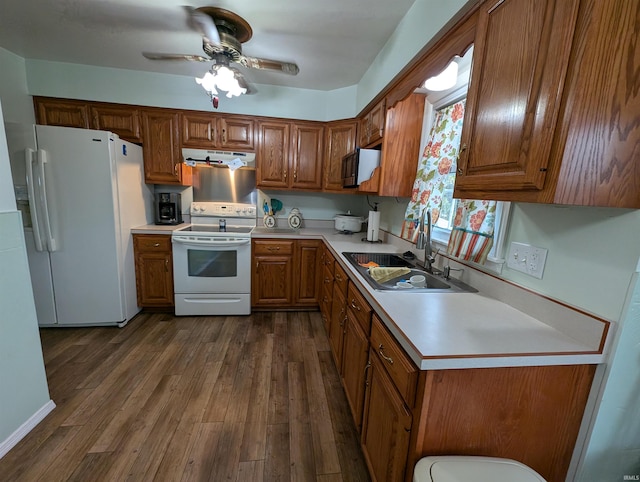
xmin=416 ymin=208 xmax=436 ymax=272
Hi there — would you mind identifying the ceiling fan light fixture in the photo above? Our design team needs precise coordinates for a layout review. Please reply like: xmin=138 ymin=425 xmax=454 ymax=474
xmin=196 ymin=65 xmax=247 ymax=99
xmin=424 ymin=60 xmax=459 ymax=92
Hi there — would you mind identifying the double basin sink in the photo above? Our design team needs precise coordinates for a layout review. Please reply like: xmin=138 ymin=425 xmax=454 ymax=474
xmin=342 ymin=252 xmax=477 ymax=293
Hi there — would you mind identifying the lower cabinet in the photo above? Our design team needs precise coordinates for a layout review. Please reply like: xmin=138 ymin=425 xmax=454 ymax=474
xmin=251 ymin=238 xmax=322 ymax=309
xmin=341 ymin=309 xmax=370 ymax=431
xmin=361 ymin=347 xmax=413 ymax=482
xmin=328 ymin=285 xmax=347 ymax=372
xmin=324 ymin=251 xmax=595 ymax=482
xmin=133 ymin=234 xmax=174 ymax=308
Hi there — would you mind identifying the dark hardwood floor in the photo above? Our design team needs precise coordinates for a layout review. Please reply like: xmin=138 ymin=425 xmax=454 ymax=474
xmin=0 ymin=311 xmax=370 ymax=481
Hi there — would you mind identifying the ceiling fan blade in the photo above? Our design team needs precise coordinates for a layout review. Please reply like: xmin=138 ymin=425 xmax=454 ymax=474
xmin=143 ymin=52 xmax=211 ymax=62
xmin=183 ymin=5 xmax=221 ymax=46
xmin=239 ymin=56 xmax=300 ymax=75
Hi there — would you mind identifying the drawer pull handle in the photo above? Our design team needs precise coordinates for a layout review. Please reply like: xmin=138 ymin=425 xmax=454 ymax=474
xmin=335 ymin=274 xmax=343 ymax=281
xmin=351 ymin=300 xmax=361 ymax=311
xmin=165 ymin=259 xmax=168 ymax=272
xmin=378 ymin=344 xmax=394 ymax=365
xmin=154 ymin=243 xmax=160 ymax=247
xmin=267 ymin=246 xmax=281 ymax=251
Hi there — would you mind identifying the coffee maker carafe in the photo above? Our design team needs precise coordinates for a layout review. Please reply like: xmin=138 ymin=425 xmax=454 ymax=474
xmin=155 ymin=193 xmax=183 ymax=225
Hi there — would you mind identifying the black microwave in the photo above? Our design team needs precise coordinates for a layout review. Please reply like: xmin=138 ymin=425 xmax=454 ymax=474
xmin=342 ymin=148 xmax=381 ymax=188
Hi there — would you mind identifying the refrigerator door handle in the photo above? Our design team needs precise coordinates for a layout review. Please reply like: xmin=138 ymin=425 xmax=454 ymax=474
xmin=25 ymin=148 xmax=45 ymax=251
xmin=37 ymin=149 xmax=58 ymax=252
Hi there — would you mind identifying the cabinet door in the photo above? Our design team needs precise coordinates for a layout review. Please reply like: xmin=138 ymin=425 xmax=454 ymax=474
xmin=252 ymin=255 xmax=293 ymax=306
xmin=454 ymin=0 xmax=580 ymax=194
xmin=257 ymin=121 xmax=290 ymax=188
xmin=368 ymin=99 xmax=386 ymax=146
xmin=217 ymin=116 xmax=255 ymax=150
xmin=34 ymin=98 xmax=90 ymax=128
xmin=291 ymin=122 xmax=324 ymax=190
xmin=341 ymin=311 xmax=370 ymax=431
xmin=133 ymin=235 xmax=174 ymax=307
xmin=323 ymin=120 xmax=358 ymax=191
xmin=182 ymin=113 xmax=215 ymax=147
xmin=90 ymin=105 xmax=142 ymax=143
xmin=375 ymin=93 xmax=425 ymax=197
xmin=295 ymin=240 xmax=323 ymax=306
xmin=361 ymin=350 xmax=412 ymax=482
xmin=328 ymin=286 xmax=347 ymax=372
xmin=141 ymin=110 xmax=184 ymax=184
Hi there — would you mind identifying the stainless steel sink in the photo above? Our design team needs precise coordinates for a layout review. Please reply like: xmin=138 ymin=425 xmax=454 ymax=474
xmin=342 ymin=252 xmax=477 ymax=293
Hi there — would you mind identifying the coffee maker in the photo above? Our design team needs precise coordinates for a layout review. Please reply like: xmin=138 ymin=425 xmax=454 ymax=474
xmin=154 ymin=192 xmax=183 ymax=225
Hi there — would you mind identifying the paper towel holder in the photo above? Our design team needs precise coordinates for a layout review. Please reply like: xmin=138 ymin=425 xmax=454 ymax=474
xmin=363 ymin=202 xmax=383 ymax=243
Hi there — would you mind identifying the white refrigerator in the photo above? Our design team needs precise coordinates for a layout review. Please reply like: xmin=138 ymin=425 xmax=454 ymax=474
xmin=5 ymin=124 xmax=153 ymax=327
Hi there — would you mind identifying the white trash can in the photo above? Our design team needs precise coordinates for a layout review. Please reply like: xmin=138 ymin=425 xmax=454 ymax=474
xmin=413 ymin=456 xmax=547 ymax=482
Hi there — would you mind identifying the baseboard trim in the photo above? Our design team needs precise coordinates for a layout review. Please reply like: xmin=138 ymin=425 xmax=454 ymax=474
xmin=0 ymin=400 xmax=56 ymax=459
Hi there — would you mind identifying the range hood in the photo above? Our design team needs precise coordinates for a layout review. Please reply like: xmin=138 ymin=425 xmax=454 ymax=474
xmin=182 ymin=148 xmax=256 ymax=168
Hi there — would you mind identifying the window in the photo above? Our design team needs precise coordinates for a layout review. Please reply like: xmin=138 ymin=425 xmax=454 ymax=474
xmin=402 ymin=48 xmax=510 ymax=272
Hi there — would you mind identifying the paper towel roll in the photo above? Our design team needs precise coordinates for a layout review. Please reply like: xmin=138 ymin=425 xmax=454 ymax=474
xmin=367 ymin=210 xmax=381 ymax=242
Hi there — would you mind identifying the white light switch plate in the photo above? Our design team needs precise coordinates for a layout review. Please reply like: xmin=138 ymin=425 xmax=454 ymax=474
xmin=506 ymin=242 xmax=548 ymax=279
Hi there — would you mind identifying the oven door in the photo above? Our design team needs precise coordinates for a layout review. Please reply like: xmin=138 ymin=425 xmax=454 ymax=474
xmin=172 ymin=235 xmax=251 ymax=294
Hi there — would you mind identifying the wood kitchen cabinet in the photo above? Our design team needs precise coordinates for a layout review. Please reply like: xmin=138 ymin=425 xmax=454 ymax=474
xmin=133 ymin=234 xmax=174 ymax=308
xmin=182 ymin=112 xmax=254 ymax=150
xmin=34 ymin=97 xmax=142 ymax=143
xmin=452 ymin=0 xmax=639 ymax=208
xmin=35 ymin=97 xmax=91 ymax=129
xmin=323 ymin=119 xmax=358 ymax=192
xmin=328 ymin=283 xmax=347 ymax=372
xmin=90 ymin=104 xmax=142 ymax=143
xmin=251 ymin=238 xmax=322 ymax=309
xmin=256 ymin=119 xmax=324 ymax=190
xmin=252 ymin=239 xmax=294 ymax=307
xmin=359 ymin=99 xmax=386 ymax=148
xmin=358 ymin=93 xmax=425 ymax=197
xmin=294 ymin=239 xmax=323 ymax=306
xmin=341 ymin=308 xmax=370 ymax=431
xmin=320 ymin=248 xmax=335 ymax=331
xmin=141 ymin=109 xmax=191 ymax=185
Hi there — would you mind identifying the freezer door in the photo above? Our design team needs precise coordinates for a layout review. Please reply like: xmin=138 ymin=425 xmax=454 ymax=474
xmin=23 ymin=228 xmax=57 ymax=326
xmin=35 ymin=125 xmax=127 ymax=325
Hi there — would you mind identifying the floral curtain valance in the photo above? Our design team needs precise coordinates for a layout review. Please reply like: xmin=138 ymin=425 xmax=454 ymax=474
xmin=401 ymin=100 xmax=465 ymax=243
xmin=401 ymin=98 xmax=497 ymax=265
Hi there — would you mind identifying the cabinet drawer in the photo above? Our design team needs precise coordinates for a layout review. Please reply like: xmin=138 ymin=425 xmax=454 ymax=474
xmin=333 ymin=263 xmax=348 ymax=297
xmin=323 ymin=245 xmax=335 ymax=274
xmin=134 ymin=234 xmax=171 ymax=252
xmin=323 ymin=264 xmax=334 ymax=287
xmin=347 ymin=283 xmax=372 ymax=336
xmin=371 ymin=314 xmax=418 ymax=407
xmin=253 ymin=240 xmax=294 ymax=255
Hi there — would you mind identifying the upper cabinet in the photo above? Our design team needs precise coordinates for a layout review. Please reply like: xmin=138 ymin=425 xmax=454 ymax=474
xmin=141 ymin=109 xmax=190 ymax=185
xmin=256 ymin=119 xmax=324 ymax=190
xmin=182 ymin=112 xmax=254 ymax=151
xmin=323 ymin=120 xmax=358 ymax=192
xmin=453 ymin=0 xmax=640 ymax=208
xmin=358 ymin=94 xmax=425 ymax=198
xmin=455 ymin=0 xmax=580 ymax=194
xmin=90 ymin=105 xmax=142 ymax=143
xmin=35 ymin=98 xmax=90 ymax=129
xmin=359 ymin=99 xmax=386 ymax=148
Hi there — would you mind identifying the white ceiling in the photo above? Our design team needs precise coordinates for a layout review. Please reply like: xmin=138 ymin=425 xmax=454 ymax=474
xmin=0 ymin=0 xmax=417 ymax=91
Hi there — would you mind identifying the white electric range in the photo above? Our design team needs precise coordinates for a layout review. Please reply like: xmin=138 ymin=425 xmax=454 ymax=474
xmin=171 ymin=201 xmax=257 ymax=316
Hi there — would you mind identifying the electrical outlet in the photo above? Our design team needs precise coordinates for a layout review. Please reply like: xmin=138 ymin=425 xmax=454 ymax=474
xmin=506 ymin=242 xmax=548 ymax=279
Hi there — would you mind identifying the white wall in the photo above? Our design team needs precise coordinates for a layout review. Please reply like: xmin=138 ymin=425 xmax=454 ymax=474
xmin=0 ymin=98 xmax=52 ymax=457
xmin=25 ymin=59 xmax=358 ymax=121
xmin=0 ymin=48 xmax=36 ymax=124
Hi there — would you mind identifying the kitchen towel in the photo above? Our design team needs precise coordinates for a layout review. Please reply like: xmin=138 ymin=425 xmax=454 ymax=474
xmin=367 ymin=210 xmax=381 ymax=242
xmin=369 ymin=267 xmax=411 ymax=284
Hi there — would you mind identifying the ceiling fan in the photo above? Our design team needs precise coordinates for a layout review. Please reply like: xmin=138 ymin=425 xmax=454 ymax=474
xmin=143 ymin=6 xmax=300 ymax=104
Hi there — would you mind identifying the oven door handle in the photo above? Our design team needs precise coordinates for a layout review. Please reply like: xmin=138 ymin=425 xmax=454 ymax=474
xmin=172 ymin=237 xmax=251 ymax=247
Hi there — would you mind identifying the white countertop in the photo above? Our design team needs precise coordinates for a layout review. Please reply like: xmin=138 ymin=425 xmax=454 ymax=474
xmin=131 ymin=224 xmax=608 ymax=370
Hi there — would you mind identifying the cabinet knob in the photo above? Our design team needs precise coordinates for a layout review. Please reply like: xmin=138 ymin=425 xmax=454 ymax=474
xmin=165 ymin=259 xmax=168 ymax=272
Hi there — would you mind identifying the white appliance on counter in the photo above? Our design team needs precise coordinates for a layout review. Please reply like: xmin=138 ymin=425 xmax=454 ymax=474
xmin=5 ymin=124 xmax=153 ymax=327
xmin=172 ymin=201 xmax=257 ymax=316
